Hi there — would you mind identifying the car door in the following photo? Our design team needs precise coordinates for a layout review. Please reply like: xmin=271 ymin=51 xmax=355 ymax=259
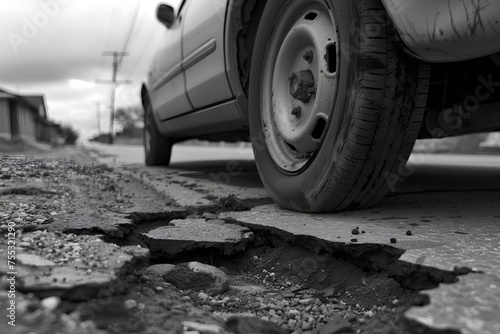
xmin=181 ymin=0 xmax=233 ymax=109
xmin=149 ymin=0 xmax=193 ymax=121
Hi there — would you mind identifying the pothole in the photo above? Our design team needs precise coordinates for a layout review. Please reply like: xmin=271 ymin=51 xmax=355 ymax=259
xmin=116 ymin=208 xmax=466 ymax=334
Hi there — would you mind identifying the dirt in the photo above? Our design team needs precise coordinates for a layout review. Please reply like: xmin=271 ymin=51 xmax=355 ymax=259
xmin=0 ymin=144 xmax=461 ymax=334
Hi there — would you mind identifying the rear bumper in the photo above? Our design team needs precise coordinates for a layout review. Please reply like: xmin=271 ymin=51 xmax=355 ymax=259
xmin=382 ymin=0 xmax=500 ymax=62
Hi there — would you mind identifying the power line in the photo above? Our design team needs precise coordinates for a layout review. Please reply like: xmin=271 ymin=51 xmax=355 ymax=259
xmin=117 ymin=1 xmax=140 ymax=73
xmin=128 ymin=28 xmax=161 ymax=78
xmin=119 ymin=3 xmax=148 ymax=77
xmin=98 ymin=3 xmax=123 ymax=111
xmin=100 ymin=4 xmax=119 ymax=72
xmin=110 ymin=4 xmax=124 ymax=50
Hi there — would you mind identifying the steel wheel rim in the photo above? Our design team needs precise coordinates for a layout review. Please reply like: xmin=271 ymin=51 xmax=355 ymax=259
xmin=261 ymin=0 xmax=339 ymax=173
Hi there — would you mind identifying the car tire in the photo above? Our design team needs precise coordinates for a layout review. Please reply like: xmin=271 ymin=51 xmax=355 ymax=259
xmin=143 ymin=97 xmax=172 ymax=166
xmin=249 ymin=0 xmax=429 ymax=212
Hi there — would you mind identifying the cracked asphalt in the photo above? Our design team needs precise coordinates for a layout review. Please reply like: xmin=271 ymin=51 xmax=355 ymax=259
xmin=1 ymin=140 xmax=499 ymax=334
xmin=90 ymin=142 xmax=500 ymax=334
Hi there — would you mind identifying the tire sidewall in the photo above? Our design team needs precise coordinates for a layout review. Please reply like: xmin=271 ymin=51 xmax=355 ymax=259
xmin=144 ymin=100 xmax=157 ymax=166
xmin=144 ymin=94 xmax=172 ymax=166
xmin=249 ymin=0 xmax=361 ymax=211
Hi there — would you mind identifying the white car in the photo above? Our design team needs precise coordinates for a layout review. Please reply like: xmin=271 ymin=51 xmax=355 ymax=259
xmin=142 ymin=0 xmax=500 ymax=212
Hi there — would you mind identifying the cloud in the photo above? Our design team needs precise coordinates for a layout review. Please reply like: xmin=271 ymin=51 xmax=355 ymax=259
xmin=0 ymin=0 xmax=161 ymax=82
xmin=0 ymin=0 xmax=163 ymax=138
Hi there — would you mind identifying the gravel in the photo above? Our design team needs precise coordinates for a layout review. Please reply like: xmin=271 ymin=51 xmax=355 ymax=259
xmin=0 ymin=153 xmax=424 ymax=334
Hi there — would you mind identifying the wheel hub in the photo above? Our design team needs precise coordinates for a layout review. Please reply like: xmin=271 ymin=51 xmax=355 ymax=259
xmin=289 ymin=70 xmax=316 ymax=103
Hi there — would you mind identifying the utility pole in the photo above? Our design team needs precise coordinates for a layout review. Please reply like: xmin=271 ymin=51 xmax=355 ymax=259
xmin=95 ymin=102 xmax=101 ymax=136
xmin=97 ymin=51 xmax=132 ymax=144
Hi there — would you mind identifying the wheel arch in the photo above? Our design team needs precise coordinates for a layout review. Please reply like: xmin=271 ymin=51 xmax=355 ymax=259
xmin=225 ymin=0 xmax=268 ymax=122
xmin=140 ymin=83 xmax=150 ymax=109
xmin=381 ymin=0 xmax=500 ymax=62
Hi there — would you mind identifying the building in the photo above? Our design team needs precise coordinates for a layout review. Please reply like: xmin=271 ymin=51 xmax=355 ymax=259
xmin=0 ymin=87 xmax=59 ymax=144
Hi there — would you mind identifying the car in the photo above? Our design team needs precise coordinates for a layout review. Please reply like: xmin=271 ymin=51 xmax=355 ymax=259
xmin=141 ymin=0 xmax=500 ymax=212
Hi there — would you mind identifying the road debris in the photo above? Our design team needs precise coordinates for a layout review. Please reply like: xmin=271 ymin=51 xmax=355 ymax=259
xmin=2 ymin=150 xmax=498 ymax=334
xmin=164 ymin=262 xmax=230 ymax=296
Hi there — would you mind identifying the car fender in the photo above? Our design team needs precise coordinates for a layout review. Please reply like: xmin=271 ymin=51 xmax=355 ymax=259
xmin=224 ymin=0 xmax=253 ymax=123
xmin=382 ymin=0 xmax=500 ymax=62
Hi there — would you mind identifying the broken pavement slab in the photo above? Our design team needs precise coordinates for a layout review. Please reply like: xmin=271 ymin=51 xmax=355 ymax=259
xmin=0 ymin=231 xmax=149 ymax=301
xmin=141 ymin=218 xmax=253 ymax=258
xmin=221 ymin=191 xmax=500 ymax=334
xmin=51 ymin=213 xmax=135 ymax=239
xmin=405 ymin=273 xmax=500 ymax=334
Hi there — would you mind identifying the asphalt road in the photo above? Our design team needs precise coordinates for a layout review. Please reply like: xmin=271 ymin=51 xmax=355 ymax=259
xmin=88 ymin=142 xmax=254 ymax=166
xmin=89 ymin=141 xmax=500 ymax=193
xmin=89 ymin=142 xmax=500 ymax=334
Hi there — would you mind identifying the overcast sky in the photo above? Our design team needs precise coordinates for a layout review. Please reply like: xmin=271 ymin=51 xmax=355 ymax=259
xmin=0 ymin=0 xmax=180 ymax=139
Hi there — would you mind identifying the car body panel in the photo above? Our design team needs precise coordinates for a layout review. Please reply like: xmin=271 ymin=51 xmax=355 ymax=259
xmin=182 ymin=0 xmax=234 ymax=109
xmin=149 ymin=1 xmax=192 ymax=121
xmin=382 ymin=0 xmax=500 ymax=62
xmin=145 ymin=0 xmax=500 ymax=141
xmin=156 ymin=97 xmax=247 ymax=139
xmin=145 ymin=0 xmax=243 ymax=138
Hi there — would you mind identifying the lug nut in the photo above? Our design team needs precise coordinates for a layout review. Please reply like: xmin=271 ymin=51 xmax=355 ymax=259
xmin=291 ymin=107 xmax=302 ymax=118
xmin=307 ymin=86 xmax=317 ymax=96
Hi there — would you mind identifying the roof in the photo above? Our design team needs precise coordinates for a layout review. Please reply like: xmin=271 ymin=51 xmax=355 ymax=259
xmin=0 ymin=87 xmax=48 ymax=118
xmin=22 ymin=95 xmax=48 ymax=118
xmin=0 ymin=87 xmax=19 ymax=99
